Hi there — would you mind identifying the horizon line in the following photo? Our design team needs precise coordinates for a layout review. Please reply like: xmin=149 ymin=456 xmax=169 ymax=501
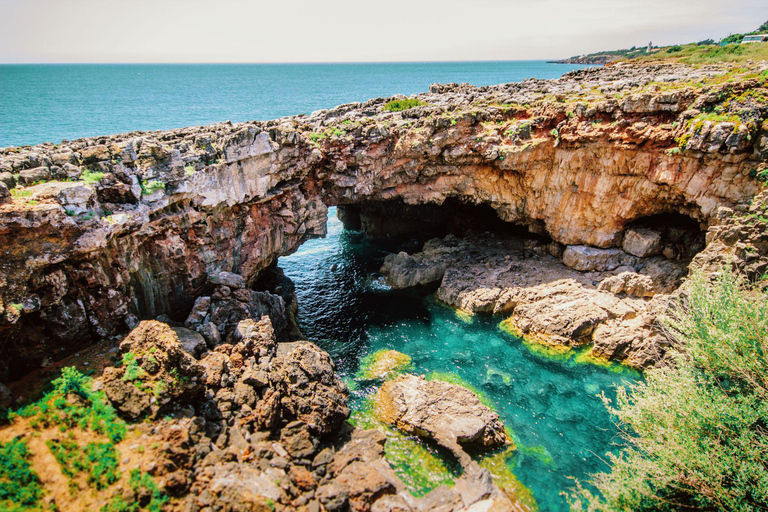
xmin=0 ymin=58 xmax=586 ymax=66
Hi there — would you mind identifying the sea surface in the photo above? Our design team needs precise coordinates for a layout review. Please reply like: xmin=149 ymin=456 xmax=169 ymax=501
xmin=280 ymin=209 xmax=640 ymax=512
xmin=0 ymin=61 xmax=589 ymax=148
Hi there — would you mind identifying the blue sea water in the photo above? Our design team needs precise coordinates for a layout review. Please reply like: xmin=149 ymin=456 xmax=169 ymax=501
xmin=280 ymin=209 xmax=640 ymax=512
xmin=0 ymin=61 xmax=588 ymax=148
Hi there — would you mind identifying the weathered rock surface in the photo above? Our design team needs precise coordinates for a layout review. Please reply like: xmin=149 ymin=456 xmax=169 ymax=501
xmin=102 ymin=320 xmax=205 ymax=420
xmin=1 ymin=62 xmax=765 ymax=378
xmin=377 ymin=374 xmax=509 ymax=468
xmin=379 ymin=232 xmax=690 ymax=366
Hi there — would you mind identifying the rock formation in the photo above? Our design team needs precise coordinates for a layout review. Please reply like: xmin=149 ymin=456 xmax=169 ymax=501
xmin=1 ymin=62 xmax=766 ymax=377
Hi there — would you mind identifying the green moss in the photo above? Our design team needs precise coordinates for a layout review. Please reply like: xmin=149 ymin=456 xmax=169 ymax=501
xmin=81 ymin=169 xmax=106 ymax=184
xmin=121 ymin=353 xmax=147 ymax=383
xmin=46 ymin=439 xmax=120 ymax=490
xmin=349 ymin=398 xmax=459 ymax=496
xmin=184 ymin=164 xmax=196 ymax=176
xmin=356 ymin=350 xmax=412 ymax=380
xmin=0 ymin=439 xmax=43 ymax=511
xmin=479 ymin=448 xmax=537 ymax=510
xmin=384 ymin=98 xmax=427 ymax=112
xmin=9 ymin=188 xmax=32 ymax=198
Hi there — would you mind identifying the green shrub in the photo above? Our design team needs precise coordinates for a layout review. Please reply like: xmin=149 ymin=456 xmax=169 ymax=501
xmin=140 ymin=180 xmax=165 ymax=196
xmin=666 ymin=45 xmax=683 ymax=53
xmin=101 ymin=469 xmax=168 ymax=512
xmin=570 ymin=269 xmax=768 ymax=511
xmin=46 ymin=439 xmax=120 ymax=490
xmin=384 ymin=98 xmax=427 ymax=112
xmin=0 ymin=439 xmax=43 ymax=510
xmin=15 ymin=367 xmax=127 ymax=444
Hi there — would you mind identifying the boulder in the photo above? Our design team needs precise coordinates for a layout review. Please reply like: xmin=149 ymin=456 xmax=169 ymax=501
xmin=598 ymin=272 xmax=656 ymax=298
xmin=270 ymin=341 xmax=350 ymax=436
xmin=376 ymin=374 xmax=508 ymax=465
xmin=562 ymin=245 xmax=636 ymax=272
xmin=18 ymin=166 xmax=52 ymax=185
xmin=622 ymin=228 xmax=662 ymax=258
xmin=0 ymin=182 xmax=9 ymax=204
xmin=171 ymin=326 xmax=207 ymax=358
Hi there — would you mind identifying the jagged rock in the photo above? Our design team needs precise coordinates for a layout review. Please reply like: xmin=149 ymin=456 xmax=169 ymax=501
xmin=377 ymin=374 xmax=508 ymax=466
xmin=562 ymin=245 xmax=637 ymax=272
xmin=184 ymin=296 xmax=211 ymax=328
xmin=271 ymin=341 xmax=350 ymax=436
xmin=0 ymin=62 xmax=764 ymax=379
xmin=623 ymin=228 xmax=662 ymax=258
xmin=102 ymin=320 xmax=205 ymax=420
xmin=18 ymin=166 xmax=52 ymax=184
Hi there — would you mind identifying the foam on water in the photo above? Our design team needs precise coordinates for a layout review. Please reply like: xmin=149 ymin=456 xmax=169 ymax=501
xmin=280 ymin=208 xmax=640 ymax=512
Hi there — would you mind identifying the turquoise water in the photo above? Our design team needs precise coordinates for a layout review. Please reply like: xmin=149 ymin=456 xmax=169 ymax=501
xmin=280 ymin=209 xmax=640 ymax=512
xmin=0 ymin=61 xmax=588 ymax=147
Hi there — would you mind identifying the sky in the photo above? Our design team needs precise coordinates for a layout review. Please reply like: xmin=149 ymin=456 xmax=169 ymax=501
xmin=0 ymin=0 xmax=765 ymax=63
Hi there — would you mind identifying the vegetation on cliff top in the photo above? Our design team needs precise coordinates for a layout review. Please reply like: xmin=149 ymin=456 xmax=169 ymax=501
xmin=384 ymin=98 xmax=427 ymax=112
xmin=562 ymin=20 xmax=768 ymax=65
xmin=571 ymin=269 xmax=768 ymax=511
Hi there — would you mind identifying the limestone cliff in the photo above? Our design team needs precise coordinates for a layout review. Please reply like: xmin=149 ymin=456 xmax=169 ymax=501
xmin=1 ymin=62 xmax=767 ymax=378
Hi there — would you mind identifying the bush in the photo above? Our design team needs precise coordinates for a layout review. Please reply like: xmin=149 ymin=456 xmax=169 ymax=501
xmin=140 ymin=180 xmax=165 ymax=196
xmin=0 ymin=439 xmax=43 ymax=510
xmin=570 ymin=269 xmax=768 ymax=511
xmin=47 ymin=439 xmax=120 ymax=489
xmin=384 ymin=98 xmax=426 ymax=112
xmin=666 ymin=45 xmax=683 ymax=53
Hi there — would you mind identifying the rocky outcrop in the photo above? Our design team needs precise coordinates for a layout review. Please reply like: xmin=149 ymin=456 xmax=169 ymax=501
xmin=377 ymin=374 xmax=509 ymax=468
xmin=0 ymin=62 xmax=766 ymax=377
xmin=102 ymin=320 xmax=205 ymax=420
xmin=379 ymin=232 xmax=688 ymax=366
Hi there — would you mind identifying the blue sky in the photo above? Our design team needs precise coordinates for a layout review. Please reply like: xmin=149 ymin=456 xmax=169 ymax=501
xmin=0 ymin=0 xmax=765 ymax=63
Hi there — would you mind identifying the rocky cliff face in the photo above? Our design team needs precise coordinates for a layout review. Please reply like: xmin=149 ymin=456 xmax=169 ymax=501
xmin=1 ymin=62 xmax=767 ymax=378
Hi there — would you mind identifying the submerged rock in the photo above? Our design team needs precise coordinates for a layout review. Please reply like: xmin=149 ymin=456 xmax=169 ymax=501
xmin=357 ymin=349 xmax=412 ymax=380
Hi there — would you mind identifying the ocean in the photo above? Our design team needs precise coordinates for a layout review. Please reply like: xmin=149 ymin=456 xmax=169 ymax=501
xmin=0 ymin=61 xmax=588 ymax=148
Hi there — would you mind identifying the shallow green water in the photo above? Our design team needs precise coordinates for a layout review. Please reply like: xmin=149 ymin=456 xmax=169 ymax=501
xmin=279 ymin=208 xmax=640 ymax=512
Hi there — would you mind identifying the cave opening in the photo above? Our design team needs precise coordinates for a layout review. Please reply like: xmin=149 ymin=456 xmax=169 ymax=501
xmin=336 ymin=198 xmax=549 ymax=246
xmin=623 ymin=212 xmax=706 ymax=260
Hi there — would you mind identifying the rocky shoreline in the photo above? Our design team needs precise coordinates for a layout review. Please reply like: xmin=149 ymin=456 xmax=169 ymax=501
xmin=0 ymin=61 xmax=767 ymax=510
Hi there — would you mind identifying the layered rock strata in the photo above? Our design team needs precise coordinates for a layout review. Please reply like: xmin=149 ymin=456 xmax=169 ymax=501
xmin=1 ymin=62 xmax=767 ymax=377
